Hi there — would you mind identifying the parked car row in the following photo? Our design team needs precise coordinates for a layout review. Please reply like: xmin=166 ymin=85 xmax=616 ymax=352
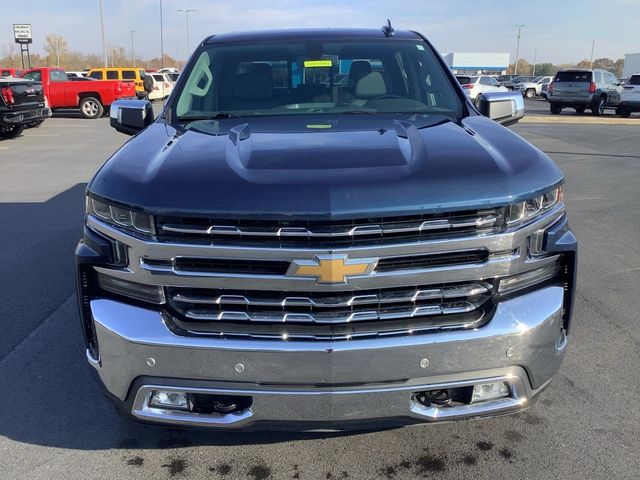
xmin=456 ymin=74 xmax=553 ymax=100
xmin=455 ymin=68 xmax=637 ymax=117
xmin=0 ymin=64 xmax=183 ymax=140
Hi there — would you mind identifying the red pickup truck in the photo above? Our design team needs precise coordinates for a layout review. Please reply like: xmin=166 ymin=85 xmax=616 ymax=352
xmin=19 ymin=67 xmax=136 ymax=119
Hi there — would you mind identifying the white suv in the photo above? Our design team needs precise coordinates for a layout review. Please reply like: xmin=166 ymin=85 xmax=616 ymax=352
xmin=456 ymin=75 xmax=508 ymax=105
xmin=616 ymin=73 xmax=640 ymax=117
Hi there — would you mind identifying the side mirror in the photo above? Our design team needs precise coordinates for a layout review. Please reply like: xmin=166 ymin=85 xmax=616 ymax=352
xmin=476 ymin=92 xmax=525 ymax=126
xmin=109 ymin=100 xmax=154 ymax=135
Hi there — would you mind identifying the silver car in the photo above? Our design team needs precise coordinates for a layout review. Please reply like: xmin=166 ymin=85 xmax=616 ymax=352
xmin=515 ymin=76 xmax=553 ymax=98
xmin=547 ymin=69 xmax=622 ymax=115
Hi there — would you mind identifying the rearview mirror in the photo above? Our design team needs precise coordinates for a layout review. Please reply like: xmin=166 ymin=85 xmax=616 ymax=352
xmin=109 ymin=100 xmax=154 ymax=135
xmin=476 ymin=92 xmax=525 ymax=126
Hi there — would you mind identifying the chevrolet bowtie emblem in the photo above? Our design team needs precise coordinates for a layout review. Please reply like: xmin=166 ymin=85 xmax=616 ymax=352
xmin=287 ymin=255 xmax=378 ymax=284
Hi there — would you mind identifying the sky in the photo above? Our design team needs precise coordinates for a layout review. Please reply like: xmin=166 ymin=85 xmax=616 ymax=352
xmin=2 ymin=0 xmax=640 ymax=64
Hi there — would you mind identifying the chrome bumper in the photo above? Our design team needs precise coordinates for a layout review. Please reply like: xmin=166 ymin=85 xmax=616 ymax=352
xmin=88 ymin=285 xmax=567 ymax=429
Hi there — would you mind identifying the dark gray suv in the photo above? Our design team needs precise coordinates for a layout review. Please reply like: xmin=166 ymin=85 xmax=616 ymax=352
xmin=547 ymin=69 xmax=622 ymax=115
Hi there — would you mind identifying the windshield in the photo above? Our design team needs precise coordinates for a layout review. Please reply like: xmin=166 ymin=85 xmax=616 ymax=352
xmin=628 ymin=75 xmax=640 ymax=85
xmin=173 ymin=39 xmax=463 ymax=120
xmin=555 ymin=71 xmax=592 ymax=82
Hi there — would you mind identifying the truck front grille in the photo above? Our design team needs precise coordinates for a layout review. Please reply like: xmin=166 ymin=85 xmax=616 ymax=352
xmin=155 ymin=209 xmax=505 ymax=247
xmin=86 ymin=204 xmax=566 ymax=342
xmin=165 ymin=281 xmax=493 ymax=340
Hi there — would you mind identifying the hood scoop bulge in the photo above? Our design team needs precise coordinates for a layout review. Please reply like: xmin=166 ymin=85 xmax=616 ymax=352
xmin=224 ymin=120 xmax=426 ymax=184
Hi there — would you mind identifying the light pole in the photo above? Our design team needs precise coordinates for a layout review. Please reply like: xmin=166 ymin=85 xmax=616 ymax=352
xmin=160 ymin=0 xmax=165 ymax=70
xmin=99 ymin=0 xmax=107 ymax=67
xmin=514 ymin=24 xmax=525 ymax=75
xmin=177 ymin=8 xmax=197 ymax=54
xmin=130 ymin=30 xmax=136 ymax=67
xmin=589 ymin=39 xmax=595 ymax=69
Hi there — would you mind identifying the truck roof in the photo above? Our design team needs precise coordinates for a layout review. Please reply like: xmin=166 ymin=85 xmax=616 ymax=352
xmin=204 ymin=28 xmax=421 ymax=45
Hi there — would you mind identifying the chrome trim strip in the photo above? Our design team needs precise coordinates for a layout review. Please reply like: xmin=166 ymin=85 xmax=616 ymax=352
xmin=159 ymin=214 xmax=501 ymax=238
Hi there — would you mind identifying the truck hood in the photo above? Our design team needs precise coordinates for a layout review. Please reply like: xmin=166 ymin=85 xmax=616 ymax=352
xmin=89 ymin=115 xmax=563 ymax=219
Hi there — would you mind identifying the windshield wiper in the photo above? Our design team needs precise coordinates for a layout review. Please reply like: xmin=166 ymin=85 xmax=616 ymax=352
xmin=340 ymin=110 xmax=376 ymax=115
xmin=177 ymin=112 xmax=241 ymax=121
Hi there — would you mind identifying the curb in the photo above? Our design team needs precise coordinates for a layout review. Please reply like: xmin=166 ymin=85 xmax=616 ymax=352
xmin=521 ymin=115 xmax=639 ymax=125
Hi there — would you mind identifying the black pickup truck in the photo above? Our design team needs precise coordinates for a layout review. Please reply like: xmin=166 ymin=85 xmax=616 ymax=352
xmin=0 ymin=77 xmax=51 ymax=139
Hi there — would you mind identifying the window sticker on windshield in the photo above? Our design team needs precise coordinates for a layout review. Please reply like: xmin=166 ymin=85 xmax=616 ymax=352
xmin=416 ymin=44 xmax=425 ymax=50
xmin=306 ymin=124 xmax=332 ymax=129
xmin=303 ymin=60 xmax=333 ymax=68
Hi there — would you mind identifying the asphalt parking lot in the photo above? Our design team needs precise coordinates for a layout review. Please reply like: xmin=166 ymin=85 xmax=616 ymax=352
xmin=1 ymin=100 xmax=639 ymax=479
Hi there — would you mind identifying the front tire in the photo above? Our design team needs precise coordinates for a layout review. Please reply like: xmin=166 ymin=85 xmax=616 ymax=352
xmin=592 ymin=95 xmax=606 ymax=116
xmin=79 ymin=97 xmax=104 ymax=119
xmin=525 ymin=88 xmax=535 ymax=98
xmin=550 ymin=103 xmax=562 ymax=114
xmin=0 ymin=123 xmax=25 ymax=139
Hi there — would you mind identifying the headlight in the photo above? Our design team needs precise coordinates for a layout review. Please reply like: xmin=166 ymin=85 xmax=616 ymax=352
xmin=86 ymin=196 xmax=154 ymax=236
xmin=506 ymin=185 xmax=563 ymax=227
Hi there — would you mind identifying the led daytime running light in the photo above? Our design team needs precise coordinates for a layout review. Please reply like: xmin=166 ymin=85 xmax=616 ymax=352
xmin=507 ymin=186 xmax=563 ymax=226
xmin=89 ymin=197 xmax=154 ymax=235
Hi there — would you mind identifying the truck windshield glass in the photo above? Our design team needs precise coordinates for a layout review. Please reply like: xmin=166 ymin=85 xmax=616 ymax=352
xmin=174 ymin=40 xmax=463 ymax=120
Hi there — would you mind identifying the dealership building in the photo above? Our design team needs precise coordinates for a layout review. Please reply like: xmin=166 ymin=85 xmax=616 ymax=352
xmin=442 ymin=52 xmax=511 ymax=75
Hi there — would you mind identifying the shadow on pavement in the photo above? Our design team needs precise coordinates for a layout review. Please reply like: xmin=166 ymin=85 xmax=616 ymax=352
xmin=0 ymin=184 xmax=366 ymax=450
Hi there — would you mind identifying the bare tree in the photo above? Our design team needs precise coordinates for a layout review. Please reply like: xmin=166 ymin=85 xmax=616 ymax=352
xmin=0 ymin=42 xmax=18 ymax=68
xmin=44 ymin=34 xmax=68 ymax=68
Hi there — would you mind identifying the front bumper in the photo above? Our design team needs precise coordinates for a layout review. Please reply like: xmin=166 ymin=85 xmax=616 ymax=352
xmin=87 ymin=285 xmax=567 ymax=430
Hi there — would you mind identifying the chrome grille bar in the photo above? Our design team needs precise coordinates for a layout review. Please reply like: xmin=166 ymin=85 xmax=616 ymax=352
xmin=171 ymin=283 xmax=492 ymax=308
xmin=160 ymin=214 xmax=501 ymax=238
xmin=183 ymin=301 xmax=479 ymax=324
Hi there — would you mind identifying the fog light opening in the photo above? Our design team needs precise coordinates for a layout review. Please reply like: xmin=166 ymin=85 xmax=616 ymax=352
xmin=414 ymin=381 xmax=514 ymax=409
xmin=415 ymin=389 xmax=453 ymax=407
xmin=471 ymin=381 xmax=511 ymax=403
xmin=147 ymin=390 xmax=253 ymax=415
xmin=190 ymin=393 xmax=253 ymax=415
xmin=149 ymin=390 xmax=190 ymax=411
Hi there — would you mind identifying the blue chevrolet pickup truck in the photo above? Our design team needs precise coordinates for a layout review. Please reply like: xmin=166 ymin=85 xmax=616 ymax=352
xmin=76 ymin=26 xmax=577 ymax=430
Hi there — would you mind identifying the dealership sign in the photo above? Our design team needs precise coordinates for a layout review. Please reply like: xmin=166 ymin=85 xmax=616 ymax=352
xmin=13 ymin=24 xmax=33 ymax=44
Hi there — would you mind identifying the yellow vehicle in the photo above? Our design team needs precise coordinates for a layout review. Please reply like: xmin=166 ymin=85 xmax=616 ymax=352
xmin=87 ymin=67 xmax=147 ymax=98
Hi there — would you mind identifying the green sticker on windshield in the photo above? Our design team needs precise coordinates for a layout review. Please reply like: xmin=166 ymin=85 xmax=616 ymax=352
xmin=306 ymin=124 xmax=332 ymax=129
xmin=304 ymin=60 xmax=333 ymax=68
xmin=416 ymin=44 xmax=425 ymax=50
